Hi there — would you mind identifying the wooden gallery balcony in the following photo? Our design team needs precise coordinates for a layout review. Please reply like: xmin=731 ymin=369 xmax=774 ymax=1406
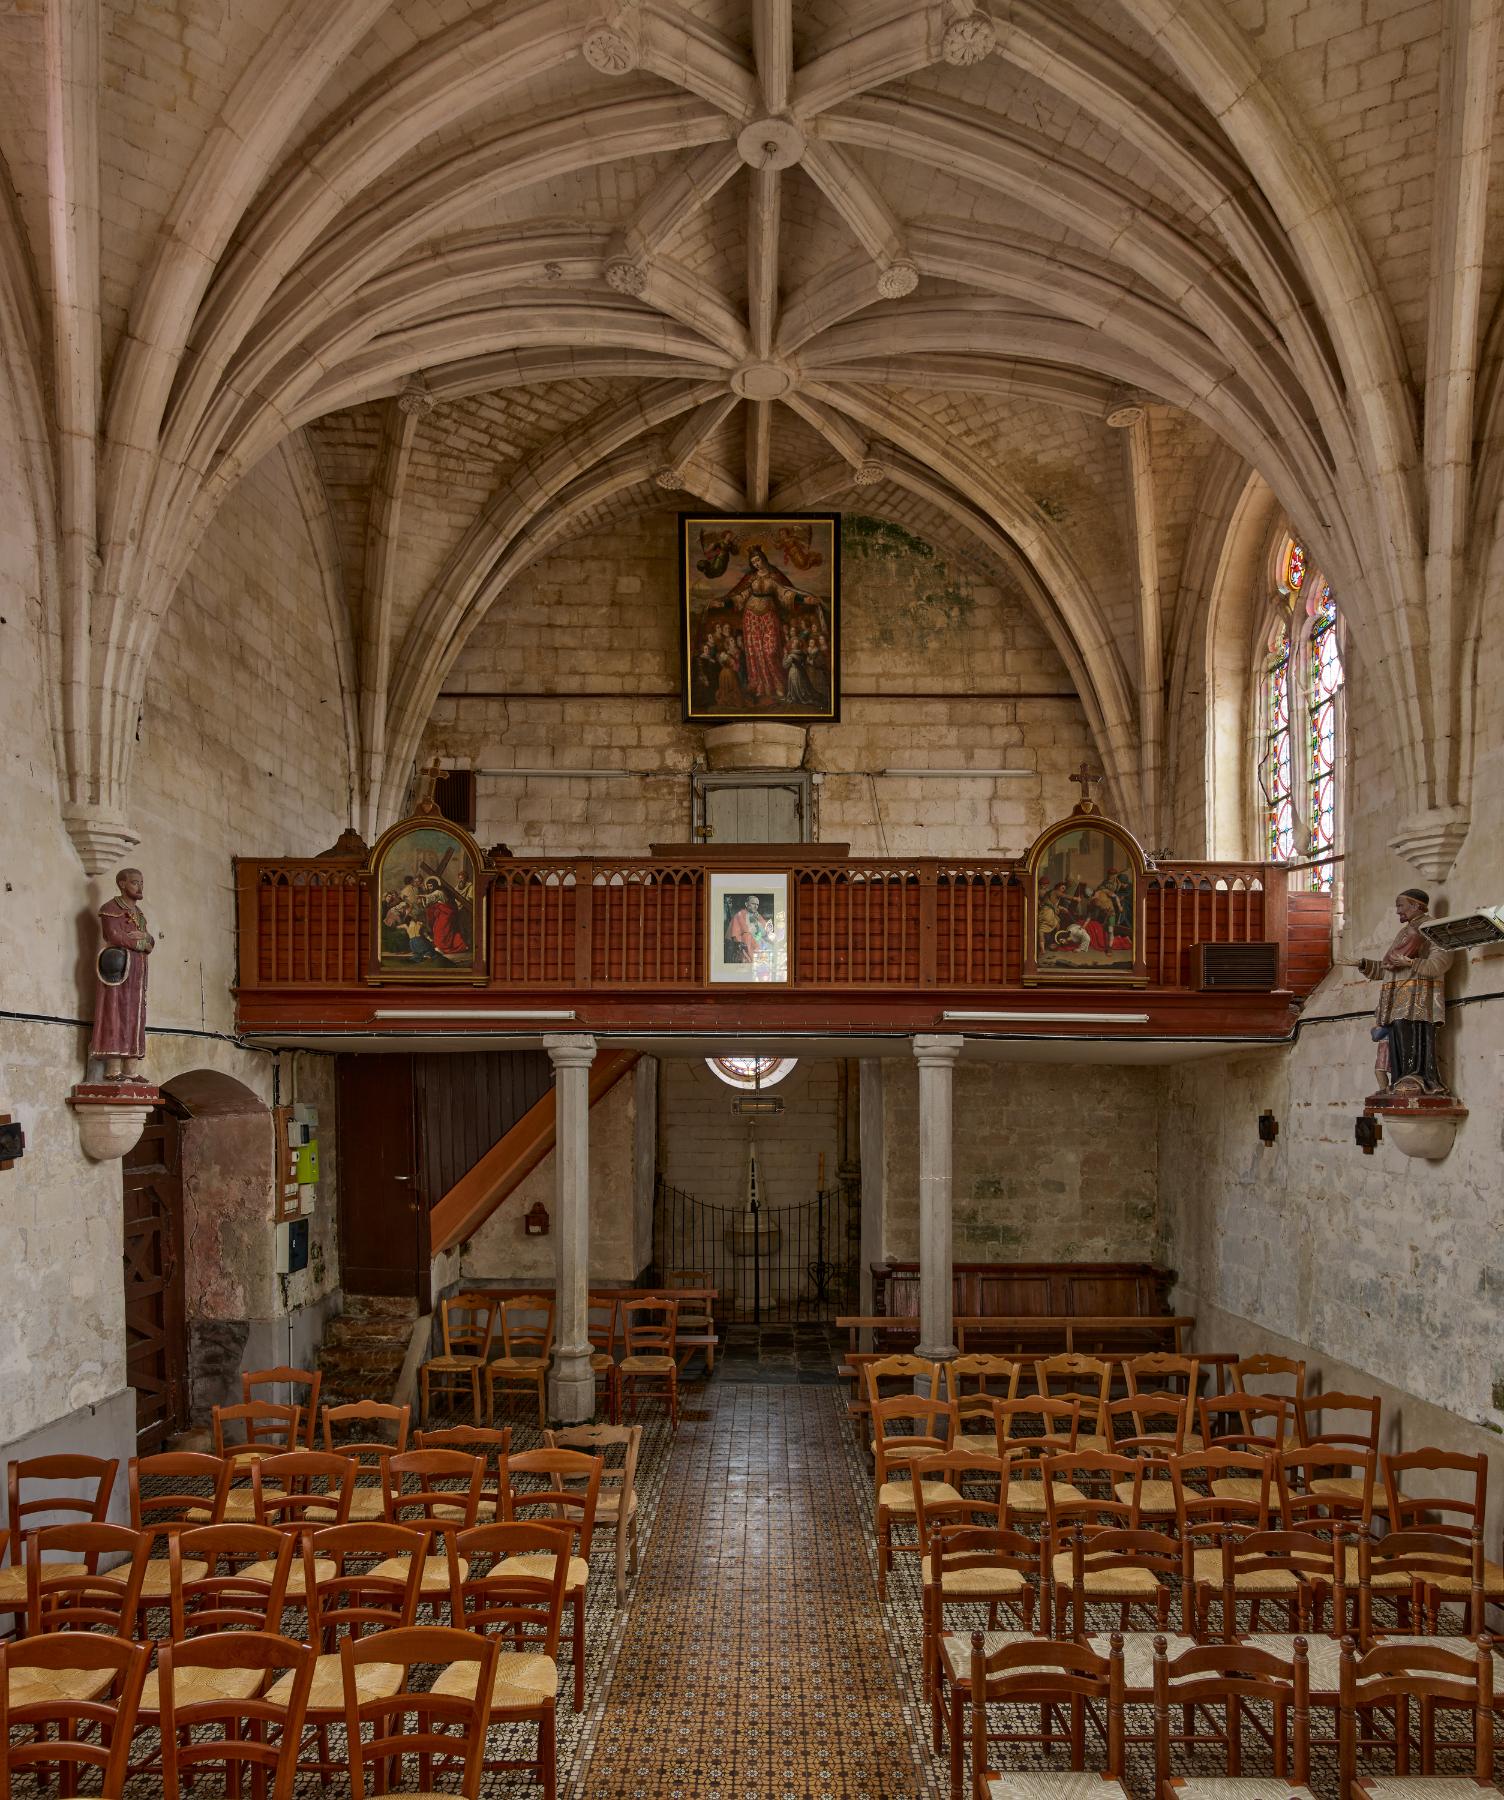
xmin=233 ymin=828 xmax=1333 ymax=1048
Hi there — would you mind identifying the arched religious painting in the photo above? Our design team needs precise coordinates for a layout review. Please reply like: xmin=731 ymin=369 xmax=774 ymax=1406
xmin=368 ymin=811 xmax=488 ymax=982
xmin=1023 ymin=807 xmax=1148 ymax=987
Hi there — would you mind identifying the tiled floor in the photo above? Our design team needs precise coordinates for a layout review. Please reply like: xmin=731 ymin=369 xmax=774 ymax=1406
xmin=576 ymin=1383 xmax=938 ymax=1799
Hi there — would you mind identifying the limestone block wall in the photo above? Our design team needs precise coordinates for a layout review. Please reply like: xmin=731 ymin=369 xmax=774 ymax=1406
xmin=881 ymin=1060 xmax=1161 ymax=1264
xmin=1158 ymin=565 xmax=1504 ymax=1526
xmin=0 ymin=403 xmax=350 ymax=1452
xmin=421 ymin=507 xmax=1095 ymax=859
xmin=452 ymin=1074 xmax=642 ymax=1287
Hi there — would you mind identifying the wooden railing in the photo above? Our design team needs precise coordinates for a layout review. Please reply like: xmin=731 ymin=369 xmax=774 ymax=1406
xmin=236 ymin=852 xmax=1331 ymax=998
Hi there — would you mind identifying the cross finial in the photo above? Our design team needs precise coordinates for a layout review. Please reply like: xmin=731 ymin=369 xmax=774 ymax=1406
xmin=413 ymin=757 xmax=444 ymax=815
xmin=1069 ymin=762 xmax=1104 ymax=812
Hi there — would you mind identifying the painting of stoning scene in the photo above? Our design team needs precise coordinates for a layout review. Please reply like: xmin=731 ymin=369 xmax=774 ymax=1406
xmin=680 ymin=513 xmax=839 ymax=723
xmin=374 ymin=822 xmax=482 ymax=978
xmin=1034 ymin=825 xmax=1137 ymax=974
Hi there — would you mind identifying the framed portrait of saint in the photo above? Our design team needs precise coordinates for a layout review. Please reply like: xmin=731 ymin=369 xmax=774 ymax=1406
xmin=707 ymin=872 xmax=790 ymax=985
xmin=680 ymin=512 xmax=839 ymax=724
xmin=1023 ymin=812 xmax=1147 ymax=986
xmin=368 ymin=813 xmax=488 ymax=983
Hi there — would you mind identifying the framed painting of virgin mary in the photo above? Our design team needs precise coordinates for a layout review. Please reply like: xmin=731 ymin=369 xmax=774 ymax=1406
xmin=679 ymin=513 xmax=840 ymax=724
xmin=367 ymin=813 xmax=488 ymax=983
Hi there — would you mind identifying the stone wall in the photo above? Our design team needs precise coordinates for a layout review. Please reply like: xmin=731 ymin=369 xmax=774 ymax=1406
xmin=881 ymin=1060 xmax=1161 ymax=1263
xmin=0 ymin=407 xmax=350 ymax=1451
xmin=421 ymin=506 xmax=1095 ymax=859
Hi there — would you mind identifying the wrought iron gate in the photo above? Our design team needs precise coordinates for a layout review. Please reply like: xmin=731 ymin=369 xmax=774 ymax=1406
xmin=652 ymin=1176 xmax=858 ymax=1323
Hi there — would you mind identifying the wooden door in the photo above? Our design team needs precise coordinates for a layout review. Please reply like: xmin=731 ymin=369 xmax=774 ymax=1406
xmin=122 ymin=1110 xmax=188 ymax=1453
xmin=706 ymin=780 xmax=804 ymax=843
xmin=336 ymin=1056 xmax=427 ymax=1305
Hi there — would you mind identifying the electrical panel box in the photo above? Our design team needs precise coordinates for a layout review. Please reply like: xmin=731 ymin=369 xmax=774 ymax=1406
xmin=276 ymin=1217 xmax=311 ymax=1276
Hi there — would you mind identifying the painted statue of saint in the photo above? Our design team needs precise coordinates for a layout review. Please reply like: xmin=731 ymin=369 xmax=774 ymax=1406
xmin=91 ymin=867 xmax=155 ymax=1081
xmin=1348 ymin=887 xmax=1453 ymax=1094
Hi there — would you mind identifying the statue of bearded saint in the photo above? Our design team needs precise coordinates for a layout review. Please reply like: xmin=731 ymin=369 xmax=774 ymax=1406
xmin=1345 ymin=887 xmax=1454 ymax=1095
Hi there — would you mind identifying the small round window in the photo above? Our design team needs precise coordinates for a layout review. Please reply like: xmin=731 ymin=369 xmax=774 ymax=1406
xmin=706 ymin=1055 xmax=797 ymax=1090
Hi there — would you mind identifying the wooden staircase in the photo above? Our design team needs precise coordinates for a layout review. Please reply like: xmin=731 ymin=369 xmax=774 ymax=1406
xmin=428 ymin=1049 xmax=638 ymax=1254
xmin=316 ymin=1295 xmax=420 ymax=1406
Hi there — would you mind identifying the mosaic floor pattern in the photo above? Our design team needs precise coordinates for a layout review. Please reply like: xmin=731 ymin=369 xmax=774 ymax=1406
xmin=575 ymin=1382 xmax=937 ymax=1799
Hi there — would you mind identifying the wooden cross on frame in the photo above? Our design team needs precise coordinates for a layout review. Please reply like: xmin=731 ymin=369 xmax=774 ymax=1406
xmin=1069 ymin=762 xmax=1105 ymax=811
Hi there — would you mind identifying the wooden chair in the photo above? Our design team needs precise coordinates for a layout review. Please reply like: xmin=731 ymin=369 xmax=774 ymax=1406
xmin=157 ymin=1630 xmax=316 ymax=1800
xmin=546 ymin=1423 xmax=642 ymax=1606
xmin=269 ymin=1521 xmax=426 ymax=1785
xmin=212 ymin=1398 xmax=301 ymax=1465
xmin=252 ymin=1448 xmax=356 ymax=1535
xmin=1297 ymin=1389 xmax=1381 ymax=1453
xmin=1358 ymin=1530 xmax=1487 ymax=1641
xmin=1104 ymin=1393 xmax=1186 ymax=1524
xmin=486 ymin=1293 xmax=556 ymax=1429
xmin=988 ymin=1395 xmax=1082 ymax=1522
xmin=665 ymin=1268 xmax=716 ymax=1373
xmin=925 ymin=1523 xmax=1041 ymax=1800
xmin=1054 ymin=1522 xmax=1182 ymax=1641
xmin=166 ymin=1523 xmax=295 ymax=1640
xmin=498 ymin=1448 xmax=601 ymax=1713
xmin=1035 ymin=1352 xmax=1114 ymax=1451
xmin=1151 ymin=1635 xmax=1313 ymax=1798
xmin=1382 ymin=1449 xmax=1504 ymax=1623
xmin=0 ymin=1454 xmax=117 ymax=1625
xmin=450 ymin=1522 xmax=571 ymax=1795
xmin=1212 ymin=1528 xmax=1343 ymax=1639
xmin=0 ymin=1632 xmax=147 ymax=1796
xmin=1230 ymin=1351 xmax=1307 ymax=1417
xmin=1338 ymin=1635 xmax=1496 ymax=1793
xmin=122 ymin=1451 xmax=229 ymax=1622
xmin=871 ymin=1392 xmax=957 ymax=1599
xmin=420 ymin=1291 xmax=498 ymax=1423
xmin=416 ymin=1423 xmax=511 ymax=1521
xmin=863 ymin=1352 xmax=942 ymax=1418
xmin=342 ymin=1624 xmax=497 ymax=1800
xmin=24 ymin=1523 xmax=147 ymax=1639
xmin=587 ymin=1293 xmax=621 ymax=1420
xmin=1042 ymin=1457 xmax=1166 ymax=1634
xmin=322 ymin=1399 xmax=411 ymax=1520
xmin=908 ymin=1452 xmax=1023 ymax=1719
xmin=1198 ymin=1389 xmax=1293 ymax=1471
xmin=1169 ymin=1447 xmax=1274 ymax=1635
xmin=381 ymin=1449 xmax=479 ymax=1620
xmin=619 ymin=1296 xmax=680 ymax=1430
xmin=242 ymin=1365 xmax=323 ymax=1449
xmin=1277 ymin=1444 xmax=1377 ymax=1536
xmin=1123 ymin=1351 xmax=1201 ymax=1413
xmin=941 ymin=1355 xmax=1021 ymax=1454
xmin=968 ymin=1631 xmax=1127 ymax=1800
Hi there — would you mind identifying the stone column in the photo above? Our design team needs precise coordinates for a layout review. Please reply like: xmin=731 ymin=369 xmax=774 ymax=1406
xmin=913 ymin=1035 xmax=963 ymax=1364
xmin=858 ymin=1058 xmax=885 ymax=1352
xmin=544 ymin=1033 xmax=597 ymax=1423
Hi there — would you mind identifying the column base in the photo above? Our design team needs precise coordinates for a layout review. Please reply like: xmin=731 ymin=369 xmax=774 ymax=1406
xmin=915 ymin=1340 xmax=958 ymax=1363
xmin=547 ymin=1347 xmax=597 ymax=1424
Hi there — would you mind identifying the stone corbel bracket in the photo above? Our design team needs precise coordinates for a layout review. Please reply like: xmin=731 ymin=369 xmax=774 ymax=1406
xmin=1363 ymin=1091 xmax=1467 ymax=1162
xmin=68 ymin=1083 xmax=161 ymax=1162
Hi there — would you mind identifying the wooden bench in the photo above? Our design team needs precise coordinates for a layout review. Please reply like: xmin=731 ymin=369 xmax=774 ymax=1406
xmin=871 ymin=1260 xmax=1174 ymax=1336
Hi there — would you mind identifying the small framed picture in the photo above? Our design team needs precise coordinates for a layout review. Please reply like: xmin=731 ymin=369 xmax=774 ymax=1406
xmin=707 ymin=872 xmax=790 ymax=985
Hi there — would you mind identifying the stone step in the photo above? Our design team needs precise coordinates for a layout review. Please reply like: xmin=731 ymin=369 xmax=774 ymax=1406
xmin=322 ymin=1317 xmax=415 ymax=1351
xmin=343 ymin=1294 xmax=419 ymax=1322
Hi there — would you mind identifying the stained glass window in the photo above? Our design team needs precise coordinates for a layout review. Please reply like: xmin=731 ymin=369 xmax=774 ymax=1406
xmin=1261 ymin=615 xmax=1295 ymax=862
xmin=1258 ymin=539 xmax=1343 ymax=889
xmin=707 ymin=1055 xmax=796 ymax=1090
xmin=1304 ymin=585 xmax=1342 ymax=891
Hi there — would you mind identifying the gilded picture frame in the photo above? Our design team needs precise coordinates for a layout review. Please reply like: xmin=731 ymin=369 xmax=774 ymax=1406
xmin=1023 ymin=812 xmax=1148 ymax=986
xmin=680 ymin=512 xmax=840 ymax=724
xmin=368 ymin=813 xmax=488 ymax=983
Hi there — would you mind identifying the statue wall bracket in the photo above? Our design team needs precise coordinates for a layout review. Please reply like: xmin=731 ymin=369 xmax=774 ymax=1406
xmin=68 ymin=1083 xmax=161 ymax=1162
xmin=1362 ymin=1090 xmax=1467 ymax=1162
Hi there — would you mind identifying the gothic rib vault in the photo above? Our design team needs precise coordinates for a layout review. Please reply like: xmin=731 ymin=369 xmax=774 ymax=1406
xmin=2 ymin=0 xmax=1501 ymax=872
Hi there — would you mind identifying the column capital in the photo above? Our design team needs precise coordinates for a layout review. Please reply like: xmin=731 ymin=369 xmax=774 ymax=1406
xmin=912 ymin=1033 xmax=964 ymax=1065
xmin=543 ymin=1032 xmax=597 ymax=1069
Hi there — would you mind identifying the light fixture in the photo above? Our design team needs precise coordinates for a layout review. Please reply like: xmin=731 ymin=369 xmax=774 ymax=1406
xmin=370 ymin=1008 xmax=578 ymax=1021
xmin=878 ymin=768 xmax=1033 ymax=778
xmin=939 ymin=1010 xmax=1152 ymax=1025
xmin=523 ymin=1202 xmax=550 ymax=1236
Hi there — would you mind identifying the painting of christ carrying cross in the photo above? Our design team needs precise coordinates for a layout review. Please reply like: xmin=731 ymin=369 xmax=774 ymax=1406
xmin=368 ymin=814 xmax=487 ymax=982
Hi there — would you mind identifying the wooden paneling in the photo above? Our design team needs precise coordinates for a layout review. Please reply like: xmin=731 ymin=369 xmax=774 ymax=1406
xmin=413 ymin=1050 xmax=553 ymax=1210
xmin=123 ymin=1111 xmax=188 ymax=1454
